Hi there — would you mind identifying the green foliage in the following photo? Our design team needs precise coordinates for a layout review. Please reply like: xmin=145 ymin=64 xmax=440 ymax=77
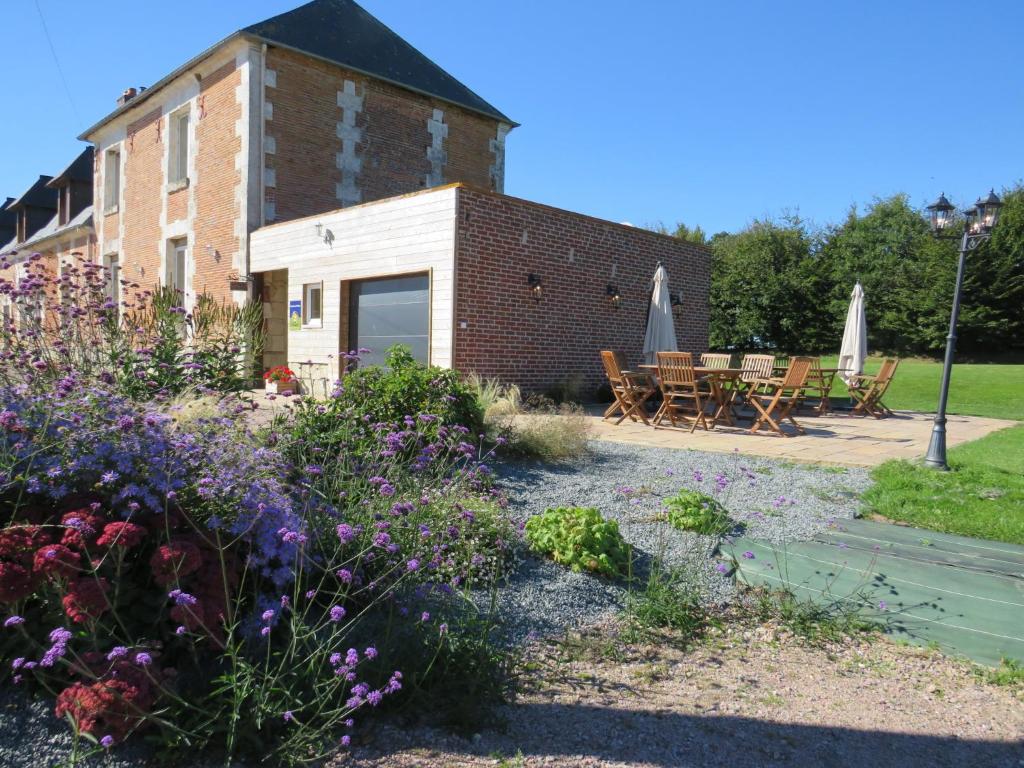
xmin=863 ymin=425 xmax=1024 ymax=544
xmin=342 ymin=345 xmax=482 ymax=429
xmin=976 ymin=658 xmax=1024 ymax=689
xmin=112 ymin=288 xmax=266 ymax=397
xmin=681 ymin=184 xmax=1024 ymax=358
xmin=663 ymin=490 xmax=734 ymax=535
xmin=525 ymin=507 xmax=631 ymax=577
xmin=623 ymin=566 xmax=709 ymax=646
xmin=287 ymin=345 xmax=483 ymax=464
xmin=707 ymin=216 xmax=832 ymax=352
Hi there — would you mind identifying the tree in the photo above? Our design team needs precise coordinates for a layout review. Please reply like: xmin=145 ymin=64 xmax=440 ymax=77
xmin=707 ymin=216 xmax=830 ymax=352
xmin=958 ymin=184 xmax=1024 ymax=355
xmin=821 ymin=195 xmax=957 ymax=354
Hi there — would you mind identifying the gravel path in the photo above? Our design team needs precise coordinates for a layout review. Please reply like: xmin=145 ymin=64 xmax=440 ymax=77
xmin=485 ymin=441 xmax=871 ymax=643
xmin=337 ymin=623 xmax=1024 ymax=768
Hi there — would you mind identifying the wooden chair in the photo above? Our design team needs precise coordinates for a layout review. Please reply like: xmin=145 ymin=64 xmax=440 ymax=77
xmin=745 ymin=356 xmax=814 ymax=436
xmin=601 ymin=350 xmax=656 ymax=425
xmin=772 ymin=354 xmax=791 ymax=378
xmin=700 ymin=352 xmax=733 ymax=369
xmin=800 ymin=357 xmax=834 ymax=415
xmin=738 ymin=354 xmax=775 ymax=396
xmin=849 ymin=358 xmax=900 ymax=418
xmin=654 ymin=352 xmax=710 ymax=432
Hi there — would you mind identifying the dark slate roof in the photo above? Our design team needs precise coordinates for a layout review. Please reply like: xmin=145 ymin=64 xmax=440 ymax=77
xmin=81 ymin=0 xmax=514 ymax=138
xmin=0 ymin=198 xmax=16 ymax=240
xmin=243 ymin=0 xmax=513 ymax=123
xmin=47 ymin=147 xmax=95 ymax=187
xmin=8 ymin=176 xmax=57 ymax=211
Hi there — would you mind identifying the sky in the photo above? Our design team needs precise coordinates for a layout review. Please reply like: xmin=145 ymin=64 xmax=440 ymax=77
xmin=4 ymin=0 xmax=1022 ymax=234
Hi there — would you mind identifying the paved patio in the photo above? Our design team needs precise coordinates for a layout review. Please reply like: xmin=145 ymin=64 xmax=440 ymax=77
xmin=587 ymin=407 xmax=1016 ymax=467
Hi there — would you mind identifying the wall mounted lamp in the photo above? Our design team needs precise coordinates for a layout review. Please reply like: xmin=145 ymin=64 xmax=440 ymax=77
xmin=669 ymin=291 xmax=683 ymax=317
xmin=606 ymin=283 xmax=622 ymax=309
xmin=527 ymin=273 xmax=543 ymax=302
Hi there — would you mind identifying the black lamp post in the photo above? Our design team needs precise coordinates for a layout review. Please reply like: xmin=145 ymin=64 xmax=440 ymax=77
xmin=923 ymin=190 xmax=1002 ymax=470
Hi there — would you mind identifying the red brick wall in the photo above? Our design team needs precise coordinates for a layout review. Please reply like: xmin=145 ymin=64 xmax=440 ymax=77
xmin=192 ymin=60 xmax=242 ymax=298
xmin=108 ymin=60 xmax=241 ymax=305
xmin=264 ymin=48 xmax=501 ymax=222
xmin=121 ymin=108 xmax=164 ymax=287
xmin=452 ymin=187 xmax=711 ymax=395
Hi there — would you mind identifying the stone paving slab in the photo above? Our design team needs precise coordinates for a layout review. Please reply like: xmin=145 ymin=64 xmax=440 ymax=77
xmin=587 ymin=407 xmax=1016 ymax=467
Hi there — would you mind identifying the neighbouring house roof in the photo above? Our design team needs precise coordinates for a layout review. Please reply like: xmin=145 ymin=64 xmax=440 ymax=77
xmin=80 ymin=0 xmax=514 ymax=140
xmin=0 ymin=198 xmax=15 ymax=243
xmin=7 ymin=176 xmax=57 ymax=212
xmin=46 ymin=147 xmax=94 ymax=188
xmin=0 ymin=206 xmax=94 ymax=259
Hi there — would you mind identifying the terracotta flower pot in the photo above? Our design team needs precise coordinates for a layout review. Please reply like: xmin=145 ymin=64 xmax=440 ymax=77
xmin=265 ymin=379 xmax=296 ymax=395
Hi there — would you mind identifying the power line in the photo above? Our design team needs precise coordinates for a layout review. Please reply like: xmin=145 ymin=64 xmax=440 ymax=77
xmin=33 ymin=0 xmax=81 ymax=124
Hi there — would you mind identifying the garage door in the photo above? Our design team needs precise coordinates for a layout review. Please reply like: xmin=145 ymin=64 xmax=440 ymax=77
xmin=350 ymin=274 xmax=429 ymax=367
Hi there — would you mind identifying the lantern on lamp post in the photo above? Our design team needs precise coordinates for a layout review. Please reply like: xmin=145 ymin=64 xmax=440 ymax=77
xmin=922 ymin=190 xmax=1002 ymax=470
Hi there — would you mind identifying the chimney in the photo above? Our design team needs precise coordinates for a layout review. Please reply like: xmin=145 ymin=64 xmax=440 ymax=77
xmin=117 ymin=87 xmax=138 ymax=107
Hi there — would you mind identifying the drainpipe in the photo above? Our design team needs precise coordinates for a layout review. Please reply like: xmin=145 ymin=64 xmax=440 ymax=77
xmin=259 ymin=43 xmax=267 ymax=230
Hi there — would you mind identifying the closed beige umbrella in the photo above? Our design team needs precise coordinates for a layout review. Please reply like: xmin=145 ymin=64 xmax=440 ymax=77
xmin=642 ymin=263 xmax=678 ymax=364
xmin=838 ymin=282 xmax=867 ymax=386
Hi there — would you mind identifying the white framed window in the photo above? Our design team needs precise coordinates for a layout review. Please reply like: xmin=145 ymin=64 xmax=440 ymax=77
xmin=168 ymin=108 xmax=190 ymax=186
xmin=167 ymin=239 xmax=189 ymax=306
xmin=103 ymin=148 xmax=120 ymax=214
xmin=303 ymin=282 xmax=322 ymax=327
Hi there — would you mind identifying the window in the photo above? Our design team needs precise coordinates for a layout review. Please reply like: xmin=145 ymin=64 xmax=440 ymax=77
xmin=104 ymin=148 xmax=120 ymax=213
xmin=167 ymin=239 xmax=189 ymax=305
xmin=303 ymin=282 xmax=322 ymax=326
xmin=104 ymin=254 xmax=121 ymax=320
xmin=168 ymin=109 xmax=190 ymax=186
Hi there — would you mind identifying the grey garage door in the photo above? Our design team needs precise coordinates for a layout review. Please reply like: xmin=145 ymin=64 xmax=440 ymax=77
xmin=350 ymin=274 xmax=429 ymax=367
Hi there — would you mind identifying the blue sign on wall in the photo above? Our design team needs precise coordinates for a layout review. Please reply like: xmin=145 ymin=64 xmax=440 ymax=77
xmin=288 ymin=299 xmax=302 ymax=330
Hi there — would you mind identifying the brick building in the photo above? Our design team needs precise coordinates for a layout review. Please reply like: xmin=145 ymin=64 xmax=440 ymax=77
xmin=250 ymin=184 xmax=709 ymax=394
xmin=0 ymin=149 xmax=98 ymax=324
xmin=5 ymin=0 xmax=710 ymax=393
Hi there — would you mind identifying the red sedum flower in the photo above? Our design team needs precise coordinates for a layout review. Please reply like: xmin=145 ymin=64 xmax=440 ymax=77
xmin=96 ymin=522 xmax=147 ymax=550
xmin=33 ymin=544 xmax=81 ymax=580
xmin=149 ymin=540 xmax=202 ymax=586
xmin=0 ymin=562 xmax=35 ymax=603
xmin=62 ymin=577 xmax=111 ymax=623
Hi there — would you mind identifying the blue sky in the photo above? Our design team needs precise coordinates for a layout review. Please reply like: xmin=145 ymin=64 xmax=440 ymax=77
xmin=5 ymin=0 xmax=1022 ymax=233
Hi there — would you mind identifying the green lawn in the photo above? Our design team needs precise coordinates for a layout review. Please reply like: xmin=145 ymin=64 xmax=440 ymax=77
xmin=818 ymin=356 xmax=1024 ymax=420
xmin=862 ymin=425 xmax=1024 ymax=545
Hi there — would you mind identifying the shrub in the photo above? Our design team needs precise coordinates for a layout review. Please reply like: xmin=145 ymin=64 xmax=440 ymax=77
xmin=0 ymin=366 xmax=517 ymax=762
xmin=525 ymin=507 xmax=630 ymax=577
xmin=286 ymin=346 xmax=483 ymax=467
xmin=663 ymin=490 xmax=734 ymax=536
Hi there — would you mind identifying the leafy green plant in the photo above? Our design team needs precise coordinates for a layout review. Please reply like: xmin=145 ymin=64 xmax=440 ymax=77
xmin=525 ymin=507 xmax=630 ymax=577
xmin=287 ymin=345 xmax=483 ymax=467
xmin=663 ymin=490 xmax=734 ymax=535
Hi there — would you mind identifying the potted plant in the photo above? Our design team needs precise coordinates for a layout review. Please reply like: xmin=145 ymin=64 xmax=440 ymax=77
xmin=263 ymin=365 xmax=297 ymax=394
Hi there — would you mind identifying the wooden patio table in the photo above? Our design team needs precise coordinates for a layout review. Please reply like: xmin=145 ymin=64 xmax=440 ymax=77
xmin=639 ymin=365 xmax=747 ymax=427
